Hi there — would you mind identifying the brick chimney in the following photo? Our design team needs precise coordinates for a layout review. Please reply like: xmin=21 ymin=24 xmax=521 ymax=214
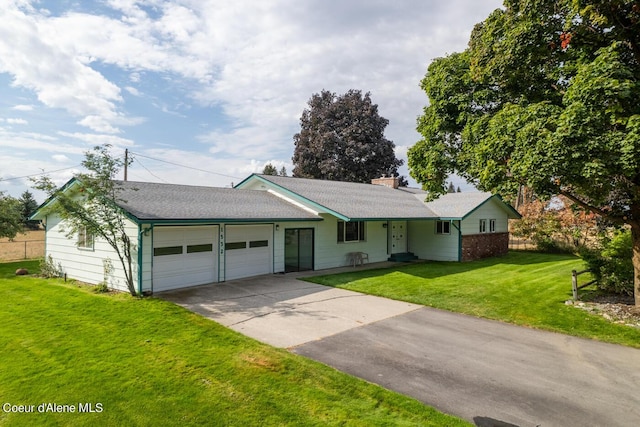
xmin=371 ymin=176 xmax=400 ymax=189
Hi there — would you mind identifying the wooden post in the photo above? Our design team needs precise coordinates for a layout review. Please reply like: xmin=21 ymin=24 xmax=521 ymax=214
xmin=572 ymin=269 xmax=578 ymax=300
xmin=24 ymin=241 xmax=27 ymax=260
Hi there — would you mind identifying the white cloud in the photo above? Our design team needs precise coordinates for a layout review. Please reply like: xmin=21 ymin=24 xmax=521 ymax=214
xmin=52 ymin=154 xmax=71 ymax=162
xmin=6 ymin=118 xmax=28 ymax=125
xmin=124 ymin=86 xmax=141 ymax=96
xmin=57 ymin=131 xmax=135 ymax=147
xmin=0 ymin=3 xmax=124 ymax=132
xmin=12 ymin=104 xmax=34 ymax=111
xmin=0 ymin=0 xmax=502 ymax=197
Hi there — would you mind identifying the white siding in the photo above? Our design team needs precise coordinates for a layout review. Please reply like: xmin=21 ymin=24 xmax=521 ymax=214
xmin=408 ymin=220 xmax=459 ymax=262
xmin=44 ymin=213 xmax=140 ymax=292
xmin=461 ymin=199 xmax=510 ymax=236
xmin=312 ymin=215 xmax=388 ymax=270
xmin=271 ymin=216 xmax=389 ymax=272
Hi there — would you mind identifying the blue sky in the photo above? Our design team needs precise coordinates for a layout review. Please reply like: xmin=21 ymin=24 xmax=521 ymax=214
xmin=0 ymin=0 xmax=502 ymax=202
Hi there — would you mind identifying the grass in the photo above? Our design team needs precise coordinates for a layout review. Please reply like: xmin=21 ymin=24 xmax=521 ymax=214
xmin=305 ymin=252 xmax=640 ymax=348
xmin=0 ymin=260 xmax=467 ymax=427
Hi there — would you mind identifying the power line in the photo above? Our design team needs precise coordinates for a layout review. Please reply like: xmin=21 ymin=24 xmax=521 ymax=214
xmin=0 ymin=165 xmax=83 ymax=182
xmin=130 ymin=152 xmax=242 ymax=180
xmin=132 ymin=157 xmax=170 ymax=183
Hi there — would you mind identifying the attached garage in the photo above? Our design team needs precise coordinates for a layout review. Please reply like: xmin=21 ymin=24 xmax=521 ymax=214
xmin=225 ymin=225 xmax=273 ymax=280
xmin=153 ymin=226 xmax=218 ymax=292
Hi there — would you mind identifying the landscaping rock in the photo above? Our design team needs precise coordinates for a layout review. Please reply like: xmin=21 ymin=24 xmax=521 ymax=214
xmin=571 ymin=294 xmax=640 ymax=328
xmin=15 ymin=268 xmax=29 ymax=276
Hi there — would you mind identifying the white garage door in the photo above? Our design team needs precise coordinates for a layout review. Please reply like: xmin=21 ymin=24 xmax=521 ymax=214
xmin=225 ymin=225 xmax=272 ymax=281
xmin=153 ymin=226 xmax=218 ymax=292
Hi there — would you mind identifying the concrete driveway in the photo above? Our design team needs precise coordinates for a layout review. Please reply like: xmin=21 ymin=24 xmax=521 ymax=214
xmin=161 ymin=270 xmax=640 ymax=427
xmin=159 ymin=269 xmax=420 ymax=348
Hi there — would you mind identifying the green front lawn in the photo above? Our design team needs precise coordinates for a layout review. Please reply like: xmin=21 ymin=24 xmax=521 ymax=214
xmin=0 ymin=260 xmax=466 ymax=426
xmin=305 ymin=252 xmax=640 ymax=348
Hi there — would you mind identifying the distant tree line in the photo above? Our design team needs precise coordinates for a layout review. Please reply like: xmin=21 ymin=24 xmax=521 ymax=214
xmin=0 ymin=190 xmax=40 ymax=239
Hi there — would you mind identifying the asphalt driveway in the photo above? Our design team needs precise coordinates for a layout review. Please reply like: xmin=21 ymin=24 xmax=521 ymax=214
xmin=161 ymin=271 xmax=640 ymax=427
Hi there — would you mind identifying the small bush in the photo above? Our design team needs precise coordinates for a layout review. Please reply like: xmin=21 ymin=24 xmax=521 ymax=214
xmin=535 ymin=237 xmax=574 ymax=254
xmin=581 ymin=230 xmax=634 ymax=296
xmin=39 ymin=255 xmax=63 ymax=279
xmin=94 ymin=282 xmax=109 ymax=293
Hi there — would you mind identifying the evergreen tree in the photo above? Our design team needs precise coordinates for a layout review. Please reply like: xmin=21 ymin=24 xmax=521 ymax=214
xmin=262 ymin=163 xmax=278 ymax=176
xmin=293 ymin=89 xmax=403 ymax=183
xmin=19 ymin=190 xmax=39 ymax=229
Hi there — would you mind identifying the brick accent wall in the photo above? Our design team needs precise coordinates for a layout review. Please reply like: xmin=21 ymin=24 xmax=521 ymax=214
xmin=461 ymin=232 xmax=509 ymax=261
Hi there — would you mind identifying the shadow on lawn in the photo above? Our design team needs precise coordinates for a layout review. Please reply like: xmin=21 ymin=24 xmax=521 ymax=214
xmin=306 ymin=251 xmax=582 ymax=285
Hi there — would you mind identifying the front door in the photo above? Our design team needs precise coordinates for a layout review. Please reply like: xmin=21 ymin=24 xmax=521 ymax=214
xmin=285 ymin=228 xmax=314 ymax=272
xmin=390 ymin=221 xmax=407 ymax=254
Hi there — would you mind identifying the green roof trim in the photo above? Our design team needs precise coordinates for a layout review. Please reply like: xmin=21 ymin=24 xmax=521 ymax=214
xmin=460 ymin=194 xmax=521 ymax=220
xmin=30 ymin=177 xmax=82 ymax=221
xmin=123 ymin=217 xmax=323 ymax=226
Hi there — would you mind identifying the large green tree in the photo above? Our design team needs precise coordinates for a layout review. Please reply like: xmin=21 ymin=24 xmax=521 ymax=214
xmin=0 ymin=192 xmax=22 ymax=240
xmin=408 ymin=0 xmax=640 ymax=304
xmin=33 ymin=145 xmax=137 ymax=296
xmin=293 ymin=89 xmax=404 ymax=183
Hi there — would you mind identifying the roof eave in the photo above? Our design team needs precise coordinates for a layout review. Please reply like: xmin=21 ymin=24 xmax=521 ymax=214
xmin=460 ymin=194 xmax=521 ymax=220
xmin=30 ymin=177 xmax=81 ymax=221
xmin=133 ymin=217 xmax=323 ymax=225
xmin=236 ymin=174 xmax=351 ymax=221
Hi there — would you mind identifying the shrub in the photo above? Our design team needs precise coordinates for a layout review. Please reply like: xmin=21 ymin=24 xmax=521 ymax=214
xmin=581 ymin=230 xmax=633 ymax=296
xmin=94 ymin=282 xmax=109 ymax=293
xmin=39 ymin=255 xmax=63 ymax=279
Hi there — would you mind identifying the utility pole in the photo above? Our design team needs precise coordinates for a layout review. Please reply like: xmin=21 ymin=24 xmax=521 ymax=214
xmin=124 ymin=149 xmax=128 ymax=182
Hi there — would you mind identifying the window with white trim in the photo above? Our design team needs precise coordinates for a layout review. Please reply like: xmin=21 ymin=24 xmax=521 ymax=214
xmin=77 ymin=226 xmax=94 ymax=250
xmin=337 ymin=221 xmax=365 ymax=242
xmin=489 ymin=219 xmax=496 ymax=233
xmin=436 ymin=220 xmax=451 ymax=235
xmin=479 ymin=219 xmax=487 ymax=233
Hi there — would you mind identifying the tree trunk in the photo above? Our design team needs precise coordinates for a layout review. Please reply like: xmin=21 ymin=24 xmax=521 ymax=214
xmin=127 ymin=254 xmax=136 ymax=297
xmin=632 ymin=225 xmax=640 ymax=307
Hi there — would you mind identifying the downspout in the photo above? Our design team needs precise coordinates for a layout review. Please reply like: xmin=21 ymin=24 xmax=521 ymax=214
xmin=137 ymin=224 xmax=153 ymax=296
xmin=150 ymin=225 xmax=154 ymax=294
xmin=272 ymin=223 xmax=276 ymax=274
xmin=451 ymin=221 xmax=462 ymax=262
xmin=44 ymin=215 xmax=48 ymax=259
xmin=137 ymin=226 xmax=144 ymax=296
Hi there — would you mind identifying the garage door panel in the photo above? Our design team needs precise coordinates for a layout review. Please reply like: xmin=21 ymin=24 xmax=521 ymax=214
xmin=225 ymin=225 xmax=272 ymax=281
xmin=153 ymin=226 xmax=218 ymax=292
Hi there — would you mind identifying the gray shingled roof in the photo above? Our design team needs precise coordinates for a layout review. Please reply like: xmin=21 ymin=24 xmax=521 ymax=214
xmin=422 ymin=192 xmax=520 ymax=219
xmin=114 ymin=181 xmax=321 ymax=222
xmin=251 ymin=175 xmax=437 ymax=220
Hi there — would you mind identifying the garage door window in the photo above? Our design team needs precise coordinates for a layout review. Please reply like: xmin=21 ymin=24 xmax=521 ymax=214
xmin=187 ymin=244 xmax=213 ymax=253
xmin=154 ymin=246 xmax=183 ymax=256
xmin=249 ymin=240 xmax=269 ymax=248
xmin=225 ymin=242 xmax=246 ymax=250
